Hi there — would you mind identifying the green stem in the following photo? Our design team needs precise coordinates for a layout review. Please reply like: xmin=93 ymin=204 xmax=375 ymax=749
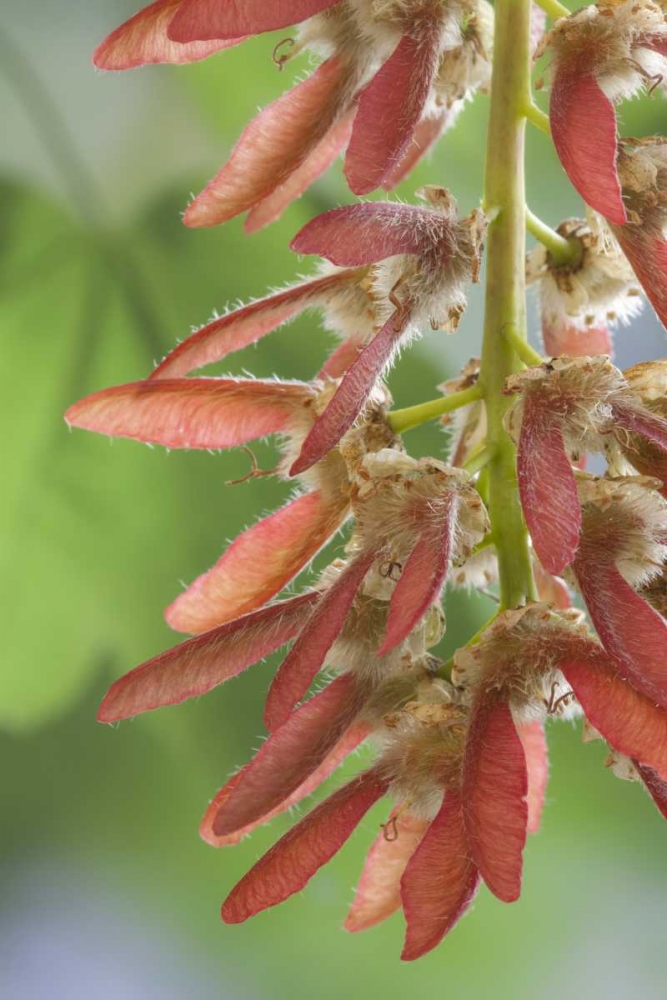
xmin=533 ymin=0 xmax=570 ymax=20
xmin=475 ymin=464 xmax=490 ymax=505
xmin=479 ymin=0 xmax=536 ymax=609
xmin=504 ymin=324 xmax=544 ymax=366
xmin=471 ymin=533 xmax=496 ymax=555
xmin=523 ymin=103 xmax=550 ymax=135
xmin=526 ymin=207 xmax=582 ymax=267
xmin=388 ymin=384 xmax=482 ymax=435
xmin=462 ymin=444 xmax=496 ymax=476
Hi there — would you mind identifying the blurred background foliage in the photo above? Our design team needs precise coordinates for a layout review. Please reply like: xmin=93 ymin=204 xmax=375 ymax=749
xmin=1 ymin=3 xmax=665 ymax=997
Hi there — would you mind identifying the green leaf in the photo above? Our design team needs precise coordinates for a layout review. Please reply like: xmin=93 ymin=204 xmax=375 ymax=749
xmin=0 ymin=179 xmax=291 ymax=731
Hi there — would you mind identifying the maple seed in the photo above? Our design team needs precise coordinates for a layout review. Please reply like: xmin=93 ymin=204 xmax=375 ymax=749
xmin=66 ymin=0 xmax=667 ymax=966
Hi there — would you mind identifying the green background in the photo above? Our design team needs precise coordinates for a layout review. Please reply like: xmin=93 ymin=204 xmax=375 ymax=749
xmin=1 ymin=3 xmax=665 ymax=997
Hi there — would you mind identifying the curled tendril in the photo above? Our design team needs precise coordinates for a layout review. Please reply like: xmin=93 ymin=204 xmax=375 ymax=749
xmin=226 ymin=446 xmax=276 ymax=486
xmin=626 ymin=57 xmax=663 ymax=96
xmin=544 ymin=680 xmax=576 ymax=716
xmin=379 ymin=560 xmax=403 ymax=582
xmin=272 ymin=37 xmax=296 ymax=71
xmin=381 ymin=815 xmax=399 ymax=842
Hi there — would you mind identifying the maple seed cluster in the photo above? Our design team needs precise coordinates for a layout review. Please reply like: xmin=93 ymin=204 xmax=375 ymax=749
xmin=67 ymin=0 xmax=667 ymax=962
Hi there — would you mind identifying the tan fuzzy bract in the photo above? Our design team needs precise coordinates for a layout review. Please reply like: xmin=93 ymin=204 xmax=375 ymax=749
xmin=316 ymin=262 xmax=380 ymax=348
xmin=371 ymin=189 xmax=487 ymax=333
xmin=432 ymin=0 xmax=494 ymax=107
xmin=504 ymin=356 xmax=628 ymax=456
xmin=605 ymin=749 xmax=641 ymax=781
xmin=374 ymin=674 xmax=468 ymax=818
xmin=440 ymin=357 xmax=487 ymax=467
xmin=576 ymin=474 xmax=667 ymax=587
xmin=606 ymin=361 xmax=667 ymax=479
xmin=279 ymin=380 xmax=398 ymax=497
xmin=325 ymin=590 xmax=419 ymax=679
xmin=449 ymin=544 xmax=498 ymax=590
xmin=351 ymin=450 xmax=488 ymax=570
xmin=538 ymin=0 xmax=667 ymax=103
xmin=452 ymin=604 xmax=590 ymax=722
xmin=351 ymin=0 xmax=464 ymax=49
xmin=624 ymin=359 xmax=667 ymax=403
xmin=616 ymin=138 xmax=667 ymax=226
xmin=640 ymin=567 xmax=667 ymax=615
xmin=526 ymin=217 xmax=643 ymax=339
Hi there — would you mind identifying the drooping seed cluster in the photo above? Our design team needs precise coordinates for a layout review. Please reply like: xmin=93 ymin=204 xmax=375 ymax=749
xmin=67 ymin=0 xmax=667 ymax=962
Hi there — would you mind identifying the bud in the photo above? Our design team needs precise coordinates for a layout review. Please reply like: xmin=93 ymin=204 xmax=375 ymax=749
xmin=452 ymin=603 xmax=587 ymax=722
xmin=452 ymin=605 xmax=592 ymax=904
xmin=383 ymin=0 xmax=494 ymax=188
xmin=539 ymin=0 xmax=667 ymax=222
xmin=609 ymin=360 xmax=667 ymax=487
xmin=572 ymin=474 xmax=667 ymax=708
xmin=290 ymin=190 xmax=486 ymax=472
xmin=453 ymin=600 xmax=667 ymax=893
xmin=610 ymin=138 xmax=667 ymax=331
xmin=343 ymin=0 xmax=470 ymax=193
xmin=368 ymin=676 xmax=479 ymax=960
xmin=504 ymin=356 xmax=667 ymax=574
xmin=264 ymin=448 xmax=486 ymax=727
